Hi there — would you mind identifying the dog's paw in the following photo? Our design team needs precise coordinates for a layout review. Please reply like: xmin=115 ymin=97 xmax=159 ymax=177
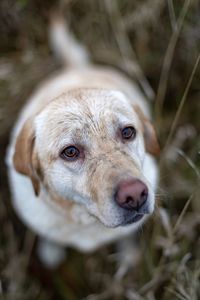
xmin=37 ymin=238 xmax=66 ymax=269
xmin=114 ymin=237 xmax=141 ymax=280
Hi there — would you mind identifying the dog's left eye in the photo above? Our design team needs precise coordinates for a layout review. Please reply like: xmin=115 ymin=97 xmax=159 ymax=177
xmin=121 ymin=126 xmax=136 ymax=140
xmin=60 ymin=146 xmax=80 ymax=161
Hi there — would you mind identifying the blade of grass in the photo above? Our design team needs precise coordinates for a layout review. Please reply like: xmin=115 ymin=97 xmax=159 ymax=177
xmin=172 ymin=194 xmax=193 ymax=234
xmin=167 ymin=0 xmax=177 ymax=31
xmin=165 ymin=287 xmax=190 ymax=300
xmin=104 ymin=0 xmax=154 ymax=100
xmin=176 ymin=148 xmax=200 ymax=180
xmin=163 ymin=53 xmax=200 ymax=152
xmin=155 ymin=0 xmax=191 ymax=127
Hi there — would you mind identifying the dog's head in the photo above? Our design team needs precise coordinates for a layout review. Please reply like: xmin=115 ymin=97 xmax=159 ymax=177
xmin=13 ymin=89 xmax=159 ymax=227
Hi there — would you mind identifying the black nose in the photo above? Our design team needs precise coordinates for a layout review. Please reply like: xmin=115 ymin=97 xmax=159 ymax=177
xmin=115 ymin=179 xmax=148 ymax=211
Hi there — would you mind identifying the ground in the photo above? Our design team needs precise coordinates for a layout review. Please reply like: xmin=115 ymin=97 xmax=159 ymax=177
xmin=0 ymin=1 xmax=200 ymax=299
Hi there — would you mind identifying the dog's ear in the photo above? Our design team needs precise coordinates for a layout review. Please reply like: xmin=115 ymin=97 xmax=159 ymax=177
xmin=13 ymin=118 xmax=40 ymax=196
xmin=134 ymin=105 xmax=160 ymax=156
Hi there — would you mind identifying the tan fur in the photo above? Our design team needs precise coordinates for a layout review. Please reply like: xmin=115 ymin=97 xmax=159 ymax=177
xmin=13 ymin=118 xmax=41 ymax=196
xmin=6 ymin=27 xmax=159 ymax=257
xmin=134 ymin=105 xmax=160 ymax=155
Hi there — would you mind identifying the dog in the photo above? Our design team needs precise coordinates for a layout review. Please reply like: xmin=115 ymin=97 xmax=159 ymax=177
xmin=6 ymin=13 xmax=159 ymax=268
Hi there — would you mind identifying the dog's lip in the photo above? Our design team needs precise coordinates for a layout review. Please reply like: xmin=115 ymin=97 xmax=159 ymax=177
xmin=120 ymin=213 xmax=145 ymax=226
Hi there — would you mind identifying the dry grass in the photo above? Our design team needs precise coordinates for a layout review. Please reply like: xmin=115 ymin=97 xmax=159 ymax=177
xmin=0 ymin=0 xmax=200 ymax=299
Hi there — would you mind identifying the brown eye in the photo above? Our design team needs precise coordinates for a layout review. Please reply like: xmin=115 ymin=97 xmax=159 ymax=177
xmin=61 ymin=146 xmax=80 ymax=161
xmin=121 ymin=126 xmax=136 ymax=140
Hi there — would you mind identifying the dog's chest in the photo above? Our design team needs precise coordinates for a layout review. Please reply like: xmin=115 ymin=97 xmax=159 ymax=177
xmin=53 ymin=222 xmax=136 ymax=252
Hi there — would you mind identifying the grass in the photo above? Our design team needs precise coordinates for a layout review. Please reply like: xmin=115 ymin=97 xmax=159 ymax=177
xmin=0 ymin=0 xmax=199 ymax=299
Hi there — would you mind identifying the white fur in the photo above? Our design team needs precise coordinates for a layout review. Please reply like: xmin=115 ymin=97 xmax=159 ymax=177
xmin=37 ymin=238 xmax=66 ymax=268
xmin=6 ymin=16 xmax=158 ymax=266
xmin=7 ymin=129 xmax=157 ymax=251
xmin=49 ymin=14 xmax=89 ymax=67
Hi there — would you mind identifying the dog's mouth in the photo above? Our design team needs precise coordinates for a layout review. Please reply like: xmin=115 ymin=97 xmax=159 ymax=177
xmin=121 ymin=213 xmax=145 ymax=226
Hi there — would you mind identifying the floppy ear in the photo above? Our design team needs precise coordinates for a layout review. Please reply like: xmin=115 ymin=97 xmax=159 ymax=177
xmin=13 ymin=118 xmax=41 ymax=196
xmin=134 ymin=105 xmax=160 ymax=156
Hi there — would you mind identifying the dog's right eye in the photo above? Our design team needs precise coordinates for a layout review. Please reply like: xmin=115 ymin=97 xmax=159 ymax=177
xmin=60 ymin=146 xmax=80 ymax=161
xmin=121 ymin=126 xmax=136 ymax=141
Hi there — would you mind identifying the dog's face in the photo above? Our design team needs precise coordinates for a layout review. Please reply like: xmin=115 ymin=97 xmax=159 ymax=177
xmin=14 ymin=89 xmax=159 ymax=227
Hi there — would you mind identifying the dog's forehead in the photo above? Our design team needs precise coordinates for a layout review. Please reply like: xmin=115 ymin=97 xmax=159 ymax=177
xmin=35 ymin=89 xmax=140 ymax=143
xmin=40 ymin=89 xmax=137 ymax=121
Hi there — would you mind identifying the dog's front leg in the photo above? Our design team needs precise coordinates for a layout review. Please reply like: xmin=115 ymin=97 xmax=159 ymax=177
xmin=37 ymin=238 xmax=66 ymax=268
xmin=114 ymin=236 xmax=141 ymax=280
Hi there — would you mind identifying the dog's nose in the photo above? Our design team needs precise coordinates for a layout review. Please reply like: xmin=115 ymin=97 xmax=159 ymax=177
xmin=115 ymin=179 xmax=148 ymax=211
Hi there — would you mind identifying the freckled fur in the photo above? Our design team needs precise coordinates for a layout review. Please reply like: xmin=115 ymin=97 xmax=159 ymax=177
xmin=6 ymin=54 xmax=159 ymax=250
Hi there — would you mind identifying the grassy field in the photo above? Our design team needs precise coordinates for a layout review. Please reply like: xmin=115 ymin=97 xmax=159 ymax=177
xmin=0 ymin=0 xmax=199 ymax=299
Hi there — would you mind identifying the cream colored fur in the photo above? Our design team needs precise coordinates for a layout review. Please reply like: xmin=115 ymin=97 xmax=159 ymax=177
xmin=6 ymin=15 xmax=158 ymax=266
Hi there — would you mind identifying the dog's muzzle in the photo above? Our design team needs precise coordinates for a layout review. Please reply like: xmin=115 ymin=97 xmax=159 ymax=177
xmin=114 ymin=178 xmax=150 ymax=225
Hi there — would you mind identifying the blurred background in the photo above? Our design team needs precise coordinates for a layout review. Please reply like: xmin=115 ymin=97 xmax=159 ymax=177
xmin=0 ymin=0 xmax=199 ymax=299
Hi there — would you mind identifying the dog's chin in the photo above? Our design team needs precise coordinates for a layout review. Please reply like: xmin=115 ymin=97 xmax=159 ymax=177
xmin=97 ymin=213 xmax=147 ymax=228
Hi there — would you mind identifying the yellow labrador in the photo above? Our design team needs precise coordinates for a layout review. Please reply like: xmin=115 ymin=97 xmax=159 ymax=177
xmin=6 ymin=14 xmax=159 ymax=267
